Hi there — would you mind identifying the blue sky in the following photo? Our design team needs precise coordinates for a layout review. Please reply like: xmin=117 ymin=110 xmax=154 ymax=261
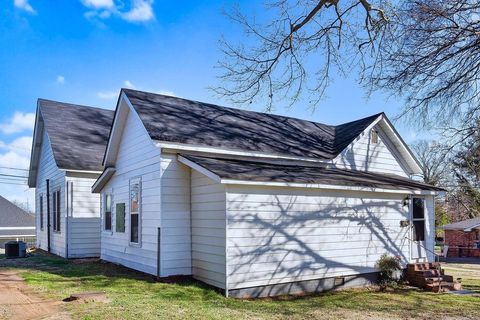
xmin=0 ymin=0 xmax=425 ymax=208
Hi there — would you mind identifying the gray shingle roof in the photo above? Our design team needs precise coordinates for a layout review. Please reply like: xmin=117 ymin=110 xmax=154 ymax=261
xmin=180 ymin=154 xmax=444 ymax=192
xmin=123 ymin=89 xmax=381 ymax=160
xmin=0 ymin=196 xmax=35 ymax=236
xmin=39 ymin=99 xmax=114 ymax=171
xmin=443 ymin=218 xmax=480 ymax=231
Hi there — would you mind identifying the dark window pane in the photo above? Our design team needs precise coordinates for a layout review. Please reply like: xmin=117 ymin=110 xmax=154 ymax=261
xmin=412 ymin=198 xmax=424 ymax=219
xmin=52 ymin=192 xmax=56 ymax=231
xmin=131 ymin=214 xmax=139 ymax=243
xmin=56 ymin=191 xmax=61 ymax=232
xmin=105 ymin=211 xmax=112 ymax=230
xmin=40 ymin=196 xmax=43 ymax=230
xmin=413 ymin=220 xmax=425 ymax=241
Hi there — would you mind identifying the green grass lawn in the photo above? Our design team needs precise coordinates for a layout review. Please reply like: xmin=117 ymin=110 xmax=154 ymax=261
xmin=1 ymin=251 xmax=480 ymax=320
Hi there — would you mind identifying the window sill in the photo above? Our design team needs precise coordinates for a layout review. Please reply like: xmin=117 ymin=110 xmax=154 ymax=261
xmin=129 ymin=242 xmax=141 ymax=248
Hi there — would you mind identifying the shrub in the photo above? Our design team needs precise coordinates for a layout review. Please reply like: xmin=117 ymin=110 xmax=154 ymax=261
xmin=376 ymin=254 xmax=402 ymax=290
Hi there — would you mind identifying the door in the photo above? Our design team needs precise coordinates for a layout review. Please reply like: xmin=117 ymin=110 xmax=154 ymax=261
xmin=411 ymin=197 xmax=427 ymax=260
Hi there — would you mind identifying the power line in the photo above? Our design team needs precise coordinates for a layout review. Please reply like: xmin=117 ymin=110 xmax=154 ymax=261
xmin=0 ymin=173 xmax=28 ymax=179
xmin=0 ymin=166 xmax=29 ymax=172
xmin=0 ymin=176 xmax=28 ymax=181
xmin=0 ymin=181 xmax=28 ymax=186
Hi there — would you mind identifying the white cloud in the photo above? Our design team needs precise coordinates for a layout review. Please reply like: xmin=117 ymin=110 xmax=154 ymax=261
xmin=80 ymin=0 xmax=155 ymax=23
xmin=0 ymin=150 xmax=30 ymax=169
xmin=9 ymin=136 xmax=33 ymax=156
xmin=122 ymin=0 xmax=154 ymax=22
xmin=81 ymin=0 xmax=114 ymax=9
xmin=123 ymin=80 xmax=136 ymax=89
xmin=157 ymin=90 xmax=175 ymax=96
xmin=97 ymin=91 xmax=118 ymax=100
xmin=98 ymin=80 xmax=174 ymax=100
xmin=56 ymin=75 xmax=65 ymax=85
xmin=0 ymin=135 xmax=34 ymax=211
xmin=14 ymin=0 xmax=36 ymax=14
xmin=0 ymin=112 xmax=35 ymax=135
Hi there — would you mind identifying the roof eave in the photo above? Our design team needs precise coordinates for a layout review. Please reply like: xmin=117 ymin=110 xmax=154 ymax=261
xmin=27 ymin=102 xmax=43 ymax=188
xmin=91 ymin=167 xmax=116 ymax=193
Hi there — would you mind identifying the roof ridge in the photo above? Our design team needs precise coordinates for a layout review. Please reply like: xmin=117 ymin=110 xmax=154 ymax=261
xmin=121 ymin=88 xmax=381 ymax=129
xmin=38 ymin=98 xmax=110 ymax=113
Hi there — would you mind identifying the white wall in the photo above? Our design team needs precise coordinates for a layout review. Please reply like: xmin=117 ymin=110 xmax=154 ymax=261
xmin=191 ymin=170 xmax=226 ymax=289
xmin=334 ymin=125 xmax=409 ymax=177
xmin=160 ymin=153 xmax=191 ymax=276
xmin=100 ymin=107 xmax=161 ymax=275
xmin=65 ymin=174 xmax=101 ymax=258
xmin=225 ymin=186 xmax=412 ymax=290
xmin=35 ymin=131 xmax=66 ymax=257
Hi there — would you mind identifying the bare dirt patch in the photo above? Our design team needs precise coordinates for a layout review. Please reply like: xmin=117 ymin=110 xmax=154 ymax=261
xmin=0 ymin=270 xmax=69 ymax=320
xmin=63 ymin=292 xmax=110 ymax=303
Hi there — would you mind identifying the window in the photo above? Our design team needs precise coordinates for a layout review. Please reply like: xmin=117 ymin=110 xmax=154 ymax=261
xmin=130 ymin=178 xmax=141 ymax=244
xmin=371 ymin=130 xmax=379 ymax=144
xmin=39 ymin=195 xmax=44 ymax=230
xmin=104 ymin=194 xmax=112 ymax=231
xmin=52 ymin=190 xmax=61 ymax=232
xmin=412 ymin=197 xmax=425 ymax=241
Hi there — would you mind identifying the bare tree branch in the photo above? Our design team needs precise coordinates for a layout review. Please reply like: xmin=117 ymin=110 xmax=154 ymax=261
xmin=215 ymin=0 xmax=390 ymax=110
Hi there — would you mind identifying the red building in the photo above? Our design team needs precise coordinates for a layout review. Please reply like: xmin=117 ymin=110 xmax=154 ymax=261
xmin=443 ymin=217 xmax=480 ymax=257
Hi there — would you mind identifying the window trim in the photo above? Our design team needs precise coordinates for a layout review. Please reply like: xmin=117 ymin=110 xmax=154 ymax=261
xmin=104 ymin=193 xmax=113 ymax=232
xmin=129 ymin=177 xmax=141 ymax=246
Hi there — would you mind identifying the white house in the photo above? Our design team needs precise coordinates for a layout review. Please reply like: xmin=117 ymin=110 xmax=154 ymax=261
xmin=91 ymin=88 xmax=443 ymax=297
xmin=28 ymin=99 xmax=114 ymax=258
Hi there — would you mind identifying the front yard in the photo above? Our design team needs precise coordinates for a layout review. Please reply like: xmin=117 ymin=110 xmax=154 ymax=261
xmin=1 ymin=251 xmax=480 ymax=319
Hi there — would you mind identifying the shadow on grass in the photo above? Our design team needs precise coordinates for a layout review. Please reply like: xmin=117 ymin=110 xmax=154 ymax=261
xmin=1 ymin=250 xmax=479 ymax=319
xmin=0 ymin=250 xmax=215 ymax=298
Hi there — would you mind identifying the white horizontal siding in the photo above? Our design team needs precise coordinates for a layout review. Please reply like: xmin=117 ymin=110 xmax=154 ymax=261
xmin=35 ymin=130 xmax=66 ymax=257
xmin=226 ymin=186 xmax=412 ymax=290
xmin=100 ymin=107 xmax=161 ymax=276
xmin=191 ymin=170 xmax=226 ymax=289
xmin=334 ymin=125 xmax=409 ymax=177
xmin=65 ymin=175 xmax=101 ymax=258
xmin=160 ymin=153 xmax=192 ymax=276
xmin=67 ymin=175 xmax=101 ymax=218
xmin=67 ymin=217 xmax=101 ymax=258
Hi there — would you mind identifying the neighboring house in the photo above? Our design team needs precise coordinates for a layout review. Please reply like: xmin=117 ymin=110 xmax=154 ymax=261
xmin=91 ymin=88 xmax=443 ymax=297
xmin=28 ymin=99 xmax=114 ymax=258
xmin=443 ymin=218 xmax=480 ymax=257
xmin=0 ymin=196 xmax=35 ymax=248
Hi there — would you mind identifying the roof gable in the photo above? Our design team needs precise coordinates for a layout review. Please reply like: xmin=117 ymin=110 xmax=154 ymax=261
xmin=28 ymin=99 xmax=114 ymax=187
xmin=0 ymin=196 xmax=34 ymax=228
xmin=38 ymin=99 xmax=114 ymax=171
xmin=333 ymin=115 xmax=422 ymax=175
xmin=123 ymin=88 xmax=381 ymax=160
